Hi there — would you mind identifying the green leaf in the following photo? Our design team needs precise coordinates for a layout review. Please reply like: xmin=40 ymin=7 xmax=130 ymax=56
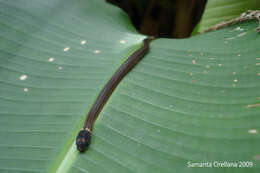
xmin=1 ymin=0 xmax=260 ymax=173
xmin=199 ymin=0 xmax=260 ymax=32
xmin=0 ymin=0 xmax=143 ymax=172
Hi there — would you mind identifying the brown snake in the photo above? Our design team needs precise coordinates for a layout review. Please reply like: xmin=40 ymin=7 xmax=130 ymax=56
xmin=76 ymin=36 xmax=155 ymax=152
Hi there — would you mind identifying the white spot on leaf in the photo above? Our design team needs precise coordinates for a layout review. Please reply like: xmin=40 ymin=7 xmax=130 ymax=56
xmin=248 ymin=129 xmax=258 ymax=134
xmin=81 ymin=40 xmax=87 ymax=45
xmin=226 ymin=37 xmax=236 ymax=40
xmin=120 ymin=40 xmax=126 ymax=44
xmin=48 ymin=57 xmax=54 ymax=62
xmin=232 ymin=26 xmax=243 ymax=32
xmin=235 ymin=27 xmax=241 ymax=31
xmin=237 ymin=32 xmax=247 ymax=37
xmin=19 ymin=75 xmax=27 ymax=80
xmin=94 ymin=50 xmax=100 ymax=54
xmin=63 ymin=47 xmax=70 ymax=51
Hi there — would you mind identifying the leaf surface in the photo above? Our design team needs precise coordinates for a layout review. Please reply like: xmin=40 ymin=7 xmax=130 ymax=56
xmin=0 ymin=0 xmax=143 ymax=172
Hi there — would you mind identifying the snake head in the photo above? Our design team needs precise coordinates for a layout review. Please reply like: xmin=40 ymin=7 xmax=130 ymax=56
xmin=76 ymin=129 xmax=91 ymax=152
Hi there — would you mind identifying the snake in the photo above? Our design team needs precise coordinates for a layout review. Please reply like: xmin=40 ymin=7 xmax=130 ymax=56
xmin=76 ymin=36 xmax=155 ymax=152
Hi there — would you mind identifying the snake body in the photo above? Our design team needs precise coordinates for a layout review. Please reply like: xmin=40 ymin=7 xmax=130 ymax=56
xmin=76 ymin=36 xmax=155 ymax=152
